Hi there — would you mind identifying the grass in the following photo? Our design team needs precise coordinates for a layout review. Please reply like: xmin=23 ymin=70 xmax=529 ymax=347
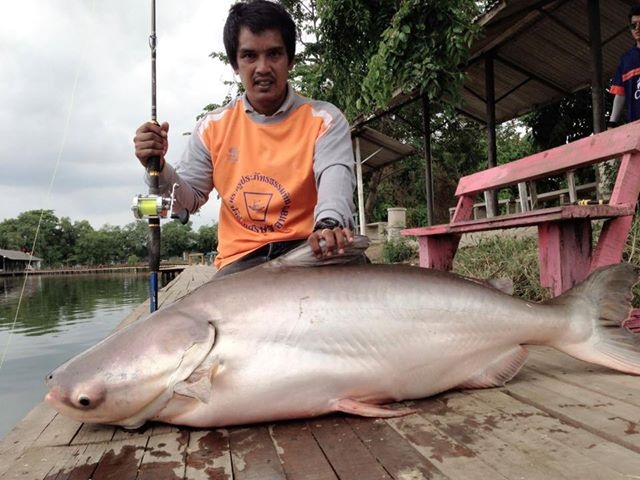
xmin=443 ymin=216 xmax=640 ymax=304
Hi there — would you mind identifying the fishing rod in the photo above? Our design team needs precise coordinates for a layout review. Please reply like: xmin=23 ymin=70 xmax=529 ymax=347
xmin=131 ymin=0 xmax=188 ymax=313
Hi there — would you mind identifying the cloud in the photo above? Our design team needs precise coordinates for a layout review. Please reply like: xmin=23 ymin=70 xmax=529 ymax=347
xmin=0 ymin=0 xmax=232 ymax=230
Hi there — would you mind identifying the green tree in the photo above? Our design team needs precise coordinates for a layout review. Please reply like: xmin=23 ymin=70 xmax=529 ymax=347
xmin=121 ymin=221 xmax=149 ymax=261
xmin=74 ymin=225 xmax=124 ymax=265
xmin=196 ymin=224 xmax=218 ymax=253
xmin=0 ymin=210 xmax=67 ymax=266
xmin=161 ymin=221 xmax=196 ymax=259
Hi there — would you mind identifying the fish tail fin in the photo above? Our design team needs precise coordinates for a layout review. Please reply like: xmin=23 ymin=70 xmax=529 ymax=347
xmin=546 ymin=263 xmax=640 ymax=375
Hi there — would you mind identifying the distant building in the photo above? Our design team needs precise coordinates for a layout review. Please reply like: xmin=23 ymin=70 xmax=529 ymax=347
xmin=0 ymin=249 xmax=42 ymax=272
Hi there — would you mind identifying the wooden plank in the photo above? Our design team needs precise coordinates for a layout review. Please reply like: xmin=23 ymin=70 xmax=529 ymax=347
xmin=90 ymin=437 xmax=148 ymax=480
xmin=0 ymin=444 xmax=86 ymax=480
xmin=309 ymin=416 xmax=391 ymax=480
xmin=609 ymin=152 xmax=640 ymax=204
xmin=137 ymin=431 xmax=188 ymax=480
xmin=347 ymin=416 xmax=449 ymax=479
xmin=526 ymin=348 xmax=640 ymax=403
xmin=229 ymin=426 xmax=286 ymax=480
xmin=402 ymin=204 xmax=634 ymax=237
xmin=591 ymin=215 xmax=635 ymax=270
xmin=0 ymin=403 xmax=58 ymax=477
xmin=268 ymin=421 xmax=338 ymax=480
xmin=70 ymin=423 xmax=115 ymax=445
xmin=455 ymin=122 xmax=640 ymax=195
xmin=417 ymin=235 xmax=460 ymax=270
xmin=415 ymin=394 xmax=554 ymax=480
xmin=456 ymin=391 xmax=632 ymax=480
xmin=33 ymin=414 xmax=82 ymax=447
xmin=538 ymin=218 xmax=592 ymax=295
xmin=44 ymin=442 xmax=106 ymax=480
xmin=386 ymin=408 xmax=509 ymax=480
xmin=185 ymin=430 xmax=232 ymax=480
xmin=469 ymin=389 xmax=640 ymax=478
xmin=505 ymin=367 xmax=640 ymax=452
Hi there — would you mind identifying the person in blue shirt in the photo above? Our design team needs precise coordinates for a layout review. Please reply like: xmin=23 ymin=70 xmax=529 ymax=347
xmin=609 ymin=5 xmax=640 ymax=127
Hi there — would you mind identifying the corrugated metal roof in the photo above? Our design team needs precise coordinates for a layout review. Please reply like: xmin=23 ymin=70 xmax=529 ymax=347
xmin=351 ymin=126 xmax=417 ymax=172
xmin=462 ymin=0 xmax=631 ymax=123
xmin=0 ymin=249 xmax=42 ymax=261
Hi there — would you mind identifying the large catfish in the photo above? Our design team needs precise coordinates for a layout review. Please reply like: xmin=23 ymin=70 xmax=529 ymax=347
xmin=45 ymin=236 xmax=640 ymax=429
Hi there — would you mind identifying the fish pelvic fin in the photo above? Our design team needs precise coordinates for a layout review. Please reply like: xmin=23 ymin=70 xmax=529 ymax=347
xmin=264 ymin=235 xmax=370 ymax=269
xmin=457 ymin=346 xmax=529 ymax=389
xmin=546 ymin=263 xmax=640 ymax=375
xmin=331 ymin=398 xmax=417 ymax=418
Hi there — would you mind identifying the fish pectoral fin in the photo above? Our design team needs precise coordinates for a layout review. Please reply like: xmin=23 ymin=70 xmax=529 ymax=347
xmin=457 ymin=346 xmax=528 ymax=389
xmin=173 ymin=357 xmax=221 ymax=404
xmin=331 ymin=398 xmax=416 ymax=418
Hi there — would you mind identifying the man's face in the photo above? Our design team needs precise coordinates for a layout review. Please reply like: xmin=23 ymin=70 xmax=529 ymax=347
xmin=235 ymin=27 xmax=292 ymax=116
xmin=631 ymin=15 xmax=640 ymax=45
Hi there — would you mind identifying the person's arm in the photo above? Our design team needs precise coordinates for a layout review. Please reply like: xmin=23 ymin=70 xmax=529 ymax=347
xmin=145 ymin=127 xmax=213 ymax=214
xmin=609 ymin=93 xmax=625 ymax=128
xmin=608 ymin=61 xmax=625 ymax=128
xmin=307 ymin=105 xmax=356 ymax=256
xmin=134 ymin=121 xmax=213 ymax=213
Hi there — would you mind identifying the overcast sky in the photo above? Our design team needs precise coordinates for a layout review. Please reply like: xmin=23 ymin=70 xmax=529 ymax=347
xmin=0 ymin=0 xmax=237 ymax=230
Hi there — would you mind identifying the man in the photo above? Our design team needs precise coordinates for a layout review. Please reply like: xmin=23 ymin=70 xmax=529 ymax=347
xmin=133 ymin=0 xmax=356 ymax=276
xmin=608 ymin=5 xmax=640 ymax=127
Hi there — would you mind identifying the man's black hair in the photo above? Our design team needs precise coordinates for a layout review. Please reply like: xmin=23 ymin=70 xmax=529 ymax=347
xmin=629 ymin=5 xmax=640 ymax=21
xmin=223 ymin=0 xmax=296 ymax=70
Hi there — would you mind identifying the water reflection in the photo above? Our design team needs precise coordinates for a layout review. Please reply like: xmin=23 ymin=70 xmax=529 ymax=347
xmin=0 ymin=273 xmax=150 ymax=437
xmin=0 ymin=274 xmax=149 ymax=335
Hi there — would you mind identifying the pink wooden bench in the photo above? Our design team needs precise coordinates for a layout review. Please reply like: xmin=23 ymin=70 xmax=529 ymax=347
xmin=402 ymin=120 xmax=640 ymax=297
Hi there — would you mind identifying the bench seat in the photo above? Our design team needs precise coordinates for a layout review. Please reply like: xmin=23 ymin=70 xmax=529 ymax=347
xmin=402 ymin=120 xmax=640 ymax=297
xmin=404 ymin=204 xmax=635 ymax=236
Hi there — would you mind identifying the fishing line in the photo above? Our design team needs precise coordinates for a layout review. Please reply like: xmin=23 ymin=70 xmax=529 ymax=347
xmin=0 ymin=0 xmax=96 ymax=373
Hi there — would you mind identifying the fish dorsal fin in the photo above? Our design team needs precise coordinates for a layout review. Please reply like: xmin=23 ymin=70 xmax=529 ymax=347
xmin=460 ymin=274 xmax=514 ymax=295
xmin=265 ymin=235 xmax=370 ymax=269
xmin=486 ymin=278 xmax=514 ymax=295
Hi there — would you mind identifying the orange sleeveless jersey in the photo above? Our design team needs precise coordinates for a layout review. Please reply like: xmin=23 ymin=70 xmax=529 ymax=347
xmin=198 ymin=98 xmax=329 ymax=269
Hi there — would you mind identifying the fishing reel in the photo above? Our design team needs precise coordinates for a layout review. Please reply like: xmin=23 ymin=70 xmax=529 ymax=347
xmin=131 ymin=183 xmax=190 ymax=225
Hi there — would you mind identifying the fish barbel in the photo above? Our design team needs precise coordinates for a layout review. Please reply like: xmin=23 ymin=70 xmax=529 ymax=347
xmin=45 ymin=236 xmax=640 ymax=428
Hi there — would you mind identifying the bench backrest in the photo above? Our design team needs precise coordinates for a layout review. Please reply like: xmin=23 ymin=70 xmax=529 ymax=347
xmin=455 ymin=120 xmax=640 ymax=197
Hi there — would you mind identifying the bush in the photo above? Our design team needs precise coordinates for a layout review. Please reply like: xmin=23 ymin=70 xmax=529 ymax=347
xmin=127 ymin=255 xmax=139 ymax=265
xmin=382 ymin=238 xmax=417 ymax=263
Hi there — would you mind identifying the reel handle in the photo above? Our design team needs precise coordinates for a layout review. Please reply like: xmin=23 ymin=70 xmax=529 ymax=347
xmin=171 ymin=208 xmax=190 ymax=225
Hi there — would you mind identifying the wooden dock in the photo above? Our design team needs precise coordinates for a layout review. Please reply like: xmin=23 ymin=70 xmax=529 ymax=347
xmin=2 ymin=266 xmax=640 ymax=479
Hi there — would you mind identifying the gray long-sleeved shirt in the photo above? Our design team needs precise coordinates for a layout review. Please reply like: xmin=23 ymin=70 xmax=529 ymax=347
xmin=146 ymin=85 xmax=355 ymax=266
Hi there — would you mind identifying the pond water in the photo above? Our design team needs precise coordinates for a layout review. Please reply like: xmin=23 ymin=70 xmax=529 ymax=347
xmin=0 ymin=273 xmax=151 ymax=437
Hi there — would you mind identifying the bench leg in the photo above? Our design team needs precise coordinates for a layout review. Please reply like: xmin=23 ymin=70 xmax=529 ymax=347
xmin=538 ymin=220 xmax=592 ymax=296
xmin=417 ymin=235 xmax=461 ymax=270
xmin=590 ymin=216 xmax=634 ymax=271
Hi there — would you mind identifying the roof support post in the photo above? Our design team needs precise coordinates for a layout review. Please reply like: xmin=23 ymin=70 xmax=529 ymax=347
xmin=421 ymin=95 xmax=434 ymax=225
xmin=485 ymin=50 xmax=498 ymax=217
xmin=354 ymin=136 xmax=366 ymax=235
xmin=588 ymin=0 xmax=604 ymax=134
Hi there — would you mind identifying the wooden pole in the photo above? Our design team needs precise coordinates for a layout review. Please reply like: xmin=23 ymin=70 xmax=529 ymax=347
xmin=354 ymin=136 xmax=366 ymax=235
xmin=588 ymin=0 xmax=604 ymax=134
xmin=485 ymin=51 xmax=498 ymax=217
xmin=421 ymin=95 xmax=434 ymax=226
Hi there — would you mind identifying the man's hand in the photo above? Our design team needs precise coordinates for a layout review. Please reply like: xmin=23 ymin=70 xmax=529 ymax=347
xmin=307 ymin=227 xmax=354 ymax=258
xmin=133 ymin=121 xmax=169 ymax=168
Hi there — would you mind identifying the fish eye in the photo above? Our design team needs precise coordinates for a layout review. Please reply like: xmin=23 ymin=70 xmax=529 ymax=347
xmin=78 ymin=395 xmax=91 ymax=407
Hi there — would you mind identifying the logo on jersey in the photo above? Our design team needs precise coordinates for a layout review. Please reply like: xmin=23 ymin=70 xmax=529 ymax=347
xmin=228 ymin=172 xmax=291 ymax=233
